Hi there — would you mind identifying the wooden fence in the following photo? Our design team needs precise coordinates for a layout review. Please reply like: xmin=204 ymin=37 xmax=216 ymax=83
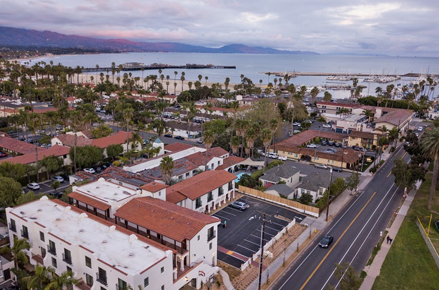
xmin=238 ymin=185 xmax=320 ymax=217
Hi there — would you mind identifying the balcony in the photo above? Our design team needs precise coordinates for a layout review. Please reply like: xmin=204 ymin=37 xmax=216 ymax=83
xmin=116 ymin=284 xmax=128 ymax=290
xmin=21 ymin=230 xmax=29 ymax=239
xmin=62 ymin=253 xmax=72 ymax=265
xmin=47 ymin=246 xmax=56 ymax=256
xmin=207 ymin=230 xmax=216 ymax=242
xmin=9 ymin=223 xmax=16 ymax=232
xmin=96 ymin=273 xmax=107 ymax=286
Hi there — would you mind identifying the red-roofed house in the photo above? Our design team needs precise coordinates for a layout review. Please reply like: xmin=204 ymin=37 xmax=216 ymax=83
xmin=115 ymin=196 xmax=220 ymax=271
xmin=0 ymin=136 xmax=47 ymax=155
xmin=216 ymin=156 xmax=246 ymax=172
xmin=0 ymin=145 xmax=71 ymax=166
xmin=166 ymin=170 xmax=236 ymax=213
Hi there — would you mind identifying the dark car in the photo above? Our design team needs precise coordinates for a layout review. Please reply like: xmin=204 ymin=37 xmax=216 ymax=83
xmin=174 ymin=136 xmax=184 ymax=140
xmin=352 ymin=146 xmax=360 ymax=151
xmin=0 ymin=152 xmax=7 ymax=158
xmin=230 ymin=201 xmax=249 ymax=210
xmin=319 ymin=235 xmax=334 ymax=248
xmin=164 ymin=134 xmax=173 ymax=138
xmin=334 ymin=142 xmax=340 ymax=147
xmin=328 ymin=140 xmax=334 ymax=146
xmin=332 ymin=167 xmax=343 ymax=172
xmin=49 ymin=191 xmax=63 ymax=199
xmin=60 ymin=173 xmax=70 ymax=181
xmin=321 ymin=140 xmax=327 ymax=146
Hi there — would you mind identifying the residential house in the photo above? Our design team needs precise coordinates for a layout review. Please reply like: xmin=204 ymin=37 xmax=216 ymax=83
xmin=293 ymin=171 xmax=331 ymax=202
xmin=0 ymin=136 xmax=45 ymax=156
xmin=259 ymin=164 xmax=300 ymax=187
xmin=166 ymin=170 xmax=236 ymax=213
xmin=0 ymin=145 xmax=71 ymax=167
xmin=265 ymin=184 xmax=294 ymax=197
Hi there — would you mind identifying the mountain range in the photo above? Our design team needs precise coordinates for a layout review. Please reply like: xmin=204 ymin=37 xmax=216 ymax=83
xmin=0 ymin=26 xmax=318 ymax=55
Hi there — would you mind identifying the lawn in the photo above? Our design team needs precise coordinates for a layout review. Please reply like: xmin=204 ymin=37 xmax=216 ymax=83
xmin=372 ymin=173 xmax=439 ymax=290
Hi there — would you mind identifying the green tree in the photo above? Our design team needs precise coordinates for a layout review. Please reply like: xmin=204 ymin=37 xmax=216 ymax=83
xmin=69 ymin=146 xmax=103 ymax=170
xmin=323 ymin=91 xmax=332 ymax=102
xmin=92 ymin=124 xmax=113 ymax=138
xmin=0 ymin=236 xmax=30 ymax=271
xmin=160 ymin=156 xmax=174 ymax=185
xmin=15 ymin=191 xmax=39 ymax=206
xmin=326 ymin=262 xmax=362 ymax=290
xmin=51 ymin=180 xmax=60 ymax=191
xmin=331 ymin=177 xmax=345 ymax=196
xmin=44 ymin=269 xmax=79 ymax=290
xmin=0 ymin=162 xmax=26 ymax=180
xmin=392 ymin=158 xmax=426 ymax=195
xmin=261 ymin=128 xmax=272 ymax=166
xmin=106 ymin=144 xmax=124 ymax=159
xmin=23 ymin=264 xmax=51 ymax=290
xmin=40 ymin=156 xmax=63 ymax=180
xmin=299 ymin=192 xmax=313 ymax=205
xmin=0 ymin=176 xmax=23 ymax=208
xmin=345 ymin=172 xmax=360 ymax=192
xmin=230 ymin=136 xmax=240 ymax=156
xmin=420 ymin=127 xmax=439 ymax=209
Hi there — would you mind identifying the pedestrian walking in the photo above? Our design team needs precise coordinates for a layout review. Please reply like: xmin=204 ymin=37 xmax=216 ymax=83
xmin=386 ymin=236 xmax=390 ymax=244
xmin=390 ymin=238 xmax=393 ymax=245
xmin=380 ymin=231 xmax=383 ymax=237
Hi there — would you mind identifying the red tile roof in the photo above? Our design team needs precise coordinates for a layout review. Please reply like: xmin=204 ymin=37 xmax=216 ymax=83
xmin=114 ymin=197 xmax=219 ymax=241
xmin=68 ymin=191 xmax=111 ymax=211
xmin=184 ymin=147 xmax=227 ymax=167
xmin=92 ymin=131 xmax=133 ymax=148
xmin=164 ymin=142 xmax=194 ymax=152
xmin=54 ymin=135 xmax=92 ymax=147
xmin=216 ymin=156 xmax=245 ymax=170
xmin=0 ymin=136 xmax=45 ymax=155
xmin=272 ymin=130 xmax=346 ymax=148
xmin=374 ymin=109 xmax=413 ymax=126
xmin=140 ymin=182 xmax=168 ymax=193
xmin=0 ymin=145 xmax=69 ymax=165
xmin=207 ymin=147 xmax=228 ymax=157
xmin=166 ymin=190 xmax=187 ymax=204
xmin=167 ymin=171 xmax=235 ymax=200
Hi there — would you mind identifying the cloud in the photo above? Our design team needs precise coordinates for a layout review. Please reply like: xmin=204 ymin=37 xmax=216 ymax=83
xmin=0 ymin=0 xmax=438 ymax=56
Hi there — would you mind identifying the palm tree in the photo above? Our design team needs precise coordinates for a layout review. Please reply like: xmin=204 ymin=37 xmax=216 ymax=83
xmin=224 ymin=77 xmax=230 ymax=91
xmin=269 ymin=118 xmax=279 ymax=151
xmin=245 ymin=127 xmax=257 ymax=157
xmin=421 ymin=127 xmax=439 ymax=209
xmin=160 ymin=156 xmax=174 ymax=185
xmin=205 ymin=76 xmax=208 ymax=86
xmin=0 ymin=236 xmax=30 ymax=271
xmin=174 ymin=71 xmax=178 ymax=81
xmin=123 ymin=107 xmax=134 ymax=163
xmin=202 ymin=130 xmax=216 ymax=169
xmin=261 ymin=128 xmax=272 ymax=166
xmin=230 ymin=136 xmax=240 ymax=156
xmin=29 ymin=113 xmax=43 ymax=181
xmin=361 ymin=109 xmax=374 ymax=122
xmin=44 ymin=269 xmax=79 ymax=290
xmin=310 ymin=86 xmax=320 ymax=105
xmin=323 ymin=91 xmax=332 ymax=102
xmin=24 ymin=265 xmax=52 ymax=290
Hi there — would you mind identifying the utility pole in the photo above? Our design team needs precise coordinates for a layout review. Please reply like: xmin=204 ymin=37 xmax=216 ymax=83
xmin=325 ymin=168 xmax=333 ymax=222
xmin=258 ymin=214 xmax=270 ymax=290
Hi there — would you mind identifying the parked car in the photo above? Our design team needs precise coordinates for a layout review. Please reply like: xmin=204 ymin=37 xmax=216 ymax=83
xmin=334 ymin=142 xmax=340 ymax=147
xmin=327 ymin=140 xmax=334 ymax=146
xmin=27 ymin=182 xmax=40 ymax=190
xmin=174 ymin=136 xmax=185 ymax=140
xmin=293 ymin=122 xmax=301 ymax=126
xmin=321 ymin=140 xmax=327 ymax=146
xmin=322 ymin=123 xmax=331 ymax=128
xmin=197 ymin=139 xmax=203 ymax=144
xmin=332 ymin=167 xmax=343 ymax=172
xmin=60 ymin=173 xmax=70 ymax=181
xmin=319 ymin=235 xmax=334 ymax=248
xmin=49 ymin=191 xmax=63 ymax=198
xmin=278 ymin=156 xmax=287 ymax=161
xmin=417 ymin=126 xmax=424 ymax=132
xmin=84 ymin=168 xmax=96 ymax=174
xmin=315 ymin=164 xmax=328 ymax=169
xmin=352 ymin=146 xmax=360 ymax=151
xmin=324 ymin=148 xmax=337 ymax=153
xmin=230 ymin=201 xmax=249 ymax=210
xmin=269 ymin=153 xmax=278 ymax=158
xmin=164 ymin=134 xmax=173 ymax=138
xmin=51 ymin=176 xmax=64 ymax=183
xmin=306 ymin=143 xmax=317 ymax=148
xmin=293 ymin=130 xmax=301 ymax=134
xmin=0 ymin=152 xmax=7 ymax=158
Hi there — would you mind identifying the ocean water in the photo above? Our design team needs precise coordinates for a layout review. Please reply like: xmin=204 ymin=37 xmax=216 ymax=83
xmin=33 ymin=52 xmax=439 ymax=99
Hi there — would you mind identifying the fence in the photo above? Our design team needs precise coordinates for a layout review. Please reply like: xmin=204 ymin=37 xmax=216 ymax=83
xmin=416 ymin=218 xmax=439 ymax=270
xmin=238 ymin=185 xmax=320 ymax=217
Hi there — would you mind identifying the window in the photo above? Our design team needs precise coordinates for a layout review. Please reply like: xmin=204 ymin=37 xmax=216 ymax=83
xmin=40 ymin=231 xmax=45 ymax=242
xmin=161 ymin=266 xmax=164 ymax=273
xmin=48 ymin=240 xmax=56 ymax=255
xmin=21 ymin=225 xmax=29 ymax=239
xmin=63 ymin=249 xmax=72 ymax=265
xmin=9 ymin=219 xmax=16 ymax=232
xmin=185 ymin=172 xmax=189 ymax=177
xmin=86 ymin=273 xmax=93 ymax=286
xmin=118 ymin=278 xmax=127 ymax=290
xmin=228 ymin=181 xmax=233 ymax=191
xmin=85 ymin=256 xmax=91 ymax=268
xmin=207 ymin=192 xmax=213 ymax=202
xmin=218 ymin=186 xmax=224 ymax=196
xmin=197 ymin=235 xmax=200 ymax=241
xmin=178 ymin=175 xmax=183 ymax=180
xmin=52 ymin=257 xmax=57 ymax=268
xmin=218 ymin=161 xmax=220 ymax=165
xmin=209 ymin=242 xmax=212 ymax=250
xmin=207 ymin=226 xmax=215 ymax=241
xmin=144 ymin=277 xmax=149 ymax=287
xmin=161 ymin=286 xmax=164 ymax=290
xmin=97 ymin=267 xmax=107 ymax=285
xmin=41 ymin=247 xmax=46 ymax=258
xmin=66 ymin=266 xmax=72 ymax=273
xmin=195 ymin=198 xmax=202 ymax=209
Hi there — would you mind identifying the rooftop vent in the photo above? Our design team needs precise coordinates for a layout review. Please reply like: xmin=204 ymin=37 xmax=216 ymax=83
xmin=20 ymin=211 xmax=25 ymax=215
xmin=55 ymin=218 xmax=61 ymax=221
xmin=37 ymin=209 xmax=42 ymax=212
xmin=102 ymin=240 xmax=108 ymax=244
xmin=79 ymin=229 xmax=84 ymax=233
xmin=128 ymin=252 xmax=135 ymax=257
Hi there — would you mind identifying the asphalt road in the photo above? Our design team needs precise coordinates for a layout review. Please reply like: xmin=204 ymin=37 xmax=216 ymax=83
xmin=269 ymin=145 xmax=409 ymax=290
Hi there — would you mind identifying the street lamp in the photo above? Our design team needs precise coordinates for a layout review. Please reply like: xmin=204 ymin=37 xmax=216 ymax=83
xmin=325 ymin=167 xmax=333 ymax=222
xmin=257 ymin=214 xmax=270 ymax=290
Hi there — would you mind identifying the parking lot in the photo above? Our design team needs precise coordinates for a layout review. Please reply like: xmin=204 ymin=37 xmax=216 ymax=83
xmin=213 ymin=195 xmax=305 ymax=268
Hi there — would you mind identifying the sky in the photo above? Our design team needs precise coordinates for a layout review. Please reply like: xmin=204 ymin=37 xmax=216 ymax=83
xmin=1 ymin=0 xmax=439 ymax=57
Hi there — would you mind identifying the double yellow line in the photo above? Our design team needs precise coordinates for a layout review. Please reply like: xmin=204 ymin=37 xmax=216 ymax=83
xmin=298 ymin=192 xmax=377 ymax=290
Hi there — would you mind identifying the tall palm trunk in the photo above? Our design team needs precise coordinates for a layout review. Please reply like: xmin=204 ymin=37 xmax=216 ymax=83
xmin=34 ymin=131 xmax=39 ymax=182
xmin=429 ymin=154 xmax=439 ymax=210
xmin=74 ymin=132 xmax=77 ymax=173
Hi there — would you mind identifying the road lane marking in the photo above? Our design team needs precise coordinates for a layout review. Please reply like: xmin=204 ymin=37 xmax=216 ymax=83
xmin=297 ymin=192 xmax=377 ymax=290
xmin=213 ymin=214 xmax=230 ymax=220
xmin=387 ymin=171 xmax=392 ymax=178
xmin=320 ymin=184 xmax=397 ymax=289
xmin=402 ymin=152 xmax=407 ymax=158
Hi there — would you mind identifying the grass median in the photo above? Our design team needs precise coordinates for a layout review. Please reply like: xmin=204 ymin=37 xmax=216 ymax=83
xmin=372 ymin=173 xmax=439 ymax=290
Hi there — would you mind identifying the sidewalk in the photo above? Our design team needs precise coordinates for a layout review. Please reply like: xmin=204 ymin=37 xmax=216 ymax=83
xmin=359 ymin=180 xmax=419 ymax=290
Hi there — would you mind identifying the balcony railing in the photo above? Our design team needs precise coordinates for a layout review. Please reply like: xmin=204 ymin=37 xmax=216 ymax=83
xmin=9 ymin=223 xmax=16 ymax=232
xmin=207 ymin=230 xmax=216 ymax=242
xmin=96 ymin=273 xmax=107 ymax=286
xmin=47 ymin=246 xmax=56 ymax=256
xmin=62 ymin=253 xmax=72 ymax=265
xmin=21 ymin=230 xmax=29 ymax=239
xmin=116 ymin=284 xmax=128 ymax=290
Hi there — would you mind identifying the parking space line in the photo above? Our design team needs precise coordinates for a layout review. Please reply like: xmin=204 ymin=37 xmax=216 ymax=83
xmin=217 ymin=210 xmax=236 ymax=216
xmin=251 ymin=234 xmax=270 ymax=242
xmin=271 ymin=221 xmax=287 ymax=227
xmin=256 ymin=228 xmax=275 ymax=236
xmin=244 ymin=239 xmax=260 ymax=246
xmin=237 ymin=244 xmax=258 ymax=253
xmin=213 ymin=214 xmax=230 ymax=220
xmin=265 ymin=225 xmax=283 ymax=231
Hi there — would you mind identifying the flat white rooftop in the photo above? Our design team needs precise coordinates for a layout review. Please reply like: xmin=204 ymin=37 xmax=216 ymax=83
xmin=73 ymin=178 xmax=139 ymax=203
xmin=10 ymin=197 xmax=168 ymax=275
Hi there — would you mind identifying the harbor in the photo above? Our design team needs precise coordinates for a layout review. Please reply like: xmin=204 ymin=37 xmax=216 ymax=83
xmin=82 ymin=62 xmax=236 ymax=72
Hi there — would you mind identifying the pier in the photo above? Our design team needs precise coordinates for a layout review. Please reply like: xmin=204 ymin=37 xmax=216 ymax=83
xmin=264 ymin=72 xmax=439 ymax=78
xmin=82 ymin=63 xmax=236 ymax=72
